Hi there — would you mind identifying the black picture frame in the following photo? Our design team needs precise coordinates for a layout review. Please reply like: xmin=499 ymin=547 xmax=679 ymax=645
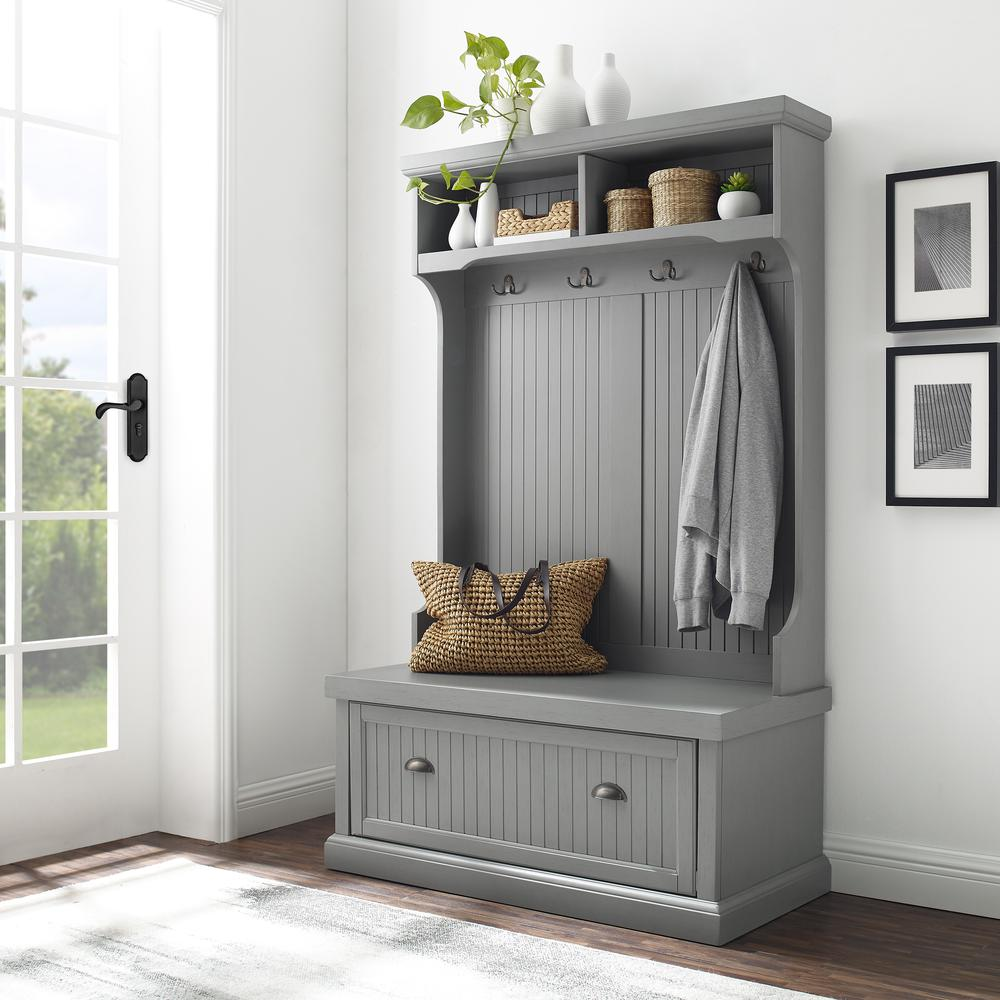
xmin=886 ymin=343 xmax=998 ymax=506
xmin=886 ymin=161 xmax=999 ymax=332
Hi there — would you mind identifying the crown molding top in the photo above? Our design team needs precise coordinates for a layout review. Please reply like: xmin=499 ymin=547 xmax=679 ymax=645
xmin=168 ymin=0 xmax=226 ymax=14
xmin=399 ymin=95 xmax=832 ymax=180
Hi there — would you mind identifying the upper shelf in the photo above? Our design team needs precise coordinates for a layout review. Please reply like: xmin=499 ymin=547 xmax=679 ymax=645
xmin=400 ymin=95 xmax=831 ymax=183
xmin=418 ymin=214 xmax=774 ymax=274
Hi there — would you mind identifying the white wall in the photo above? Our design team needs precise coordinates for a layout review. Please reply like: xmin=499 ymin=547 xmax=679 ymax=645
xmin=347 ymin=0 xmax=1000 ymax=916
xmin=231 ymin=0 xmax=347 ymax=836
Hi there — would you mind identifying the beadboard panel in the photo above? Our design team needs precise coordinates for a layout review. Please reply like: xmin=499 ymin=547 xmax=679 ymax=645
xmin=497 ymin=173 xmax=579 ymax=219
xmin=353 ymin=704 xmax=696 ymax=893
xmin=461 ymin=277 xmax=794 ymax=667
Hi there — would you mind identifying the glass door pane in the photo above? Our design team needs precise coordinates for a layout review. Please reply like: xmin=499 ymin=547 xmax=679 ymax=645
xmin=22 ymin=0 xmax=119 ymax=131
xmin=22 ymin=125 xmax=117 ymax=256
xmin=22 ymin=647 xmax=108 ymax=760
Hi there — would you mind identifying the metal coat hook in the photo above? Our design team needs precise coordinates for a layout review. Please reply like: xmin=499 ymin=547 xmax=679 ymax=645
xmin=748 ymin=250 xmax=766 ymax=273
xmin=649 ymin=259 xmax=677 ymax=282
xmin=491 ymin=274 xmax=518 ymax=296
xmin=567 ymin=266 xmax=594 ymax=289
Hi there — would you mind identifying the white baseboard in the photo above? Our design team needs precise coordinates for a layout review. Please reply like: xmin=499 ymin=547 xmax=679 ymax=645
xmin=825 ymin=832 xmax=1000 ymax=919
xmin=236 ymin=765 xmax=336 ymax=838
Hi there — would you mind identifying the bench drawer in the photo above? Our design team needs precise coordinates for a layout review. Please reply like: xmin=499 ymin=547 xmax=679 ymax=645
xmin=349 ymin=704 xmax=696 ymax=895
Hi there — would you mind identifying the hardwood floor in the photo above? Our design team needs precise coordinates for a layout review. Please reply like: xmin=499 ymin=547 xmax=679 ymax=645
xmin=1 ymin=816 xmax=997 ymax=1000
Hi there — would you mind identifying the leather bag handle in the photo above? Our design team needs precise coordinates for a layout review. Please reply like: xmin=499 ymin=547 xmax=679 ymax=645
xmin=457 ymin=560 xmax=552 ymax=635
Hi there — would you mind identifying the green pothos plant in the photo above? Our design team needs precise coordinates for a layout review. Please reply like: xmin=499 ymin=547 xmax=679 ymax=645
xmin=401 ymin=32 xmax=544 ymax=206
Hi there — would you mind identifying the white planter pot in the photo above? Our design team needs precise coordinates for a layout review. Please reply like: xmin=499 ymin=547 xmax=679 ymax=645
xmin=491 ymin=96 xmax=532 ymax=140
xmin=474 ymin=182 xmax=499 ymax=248
xmin=717 ymin=190 xmax=761 ymax=220
xmin=448 ymin=203 xmax=476 ymax=250
xmin=585 ymin=53 xmax=630 ymax=126
xmin=529 ymin=44 xmax=588 ymax=135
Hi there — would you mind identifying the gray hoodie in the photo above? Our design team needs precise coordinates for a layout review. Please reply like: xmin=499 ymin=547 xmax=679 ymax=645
xmin=673 ymin=262 xmax=783 ymax=632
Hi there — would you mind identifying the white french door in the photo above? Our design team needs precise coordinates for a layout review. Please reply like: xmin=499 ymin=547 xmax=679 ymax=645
xmin=0 ymin=0 xmax=166 ymax=863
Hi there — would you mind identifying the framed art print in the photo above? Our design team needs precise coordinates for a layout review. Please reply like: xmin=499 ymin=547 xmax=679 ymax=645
xmin=886 ymin=162 xmax=998 ymax=331
xmin=886 ymin=343 xmax=997 ymax=506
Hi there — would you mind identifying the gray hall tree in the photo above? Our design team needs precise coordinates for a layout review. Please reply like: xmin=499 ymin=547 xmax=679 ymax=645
xmin=325 ymin=97 xmax=831 ymax=945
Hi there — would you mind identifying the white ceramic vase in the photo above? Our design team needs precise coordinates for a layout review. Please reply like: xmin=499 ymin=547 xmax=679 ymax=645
xmin=585 ymin=53 xmax=630 ymax=126
xmin=474 ymin=182 xmax=499 ymax=248
xmin=491 ymin=95 xmax=532 ymax=140
xmin=448 ymin=203 xmax=476 ymax=250
xmin=529 ymin=44 xmax=588 ymax=134
xmin=717 ymin=190 xmax=761 ymax=220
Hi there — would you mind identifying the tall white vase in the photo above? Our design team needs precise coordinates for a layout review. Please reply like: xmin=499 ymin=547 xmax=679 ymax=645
xmin=448 ymin=203 xmax=476 ymax=250
xmin=586 ymin=53 xmax=631 ymax=126
xmin=474 ymin=182 xmax=499 ymax=248
xmin=529 ymin=44 xmax=588 ymax=134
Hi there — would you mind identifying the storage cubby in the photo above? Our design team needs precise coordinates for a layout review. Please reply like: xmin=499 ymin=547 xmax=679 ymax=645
xmin=497 ymin=173 xmax=578 ymax=219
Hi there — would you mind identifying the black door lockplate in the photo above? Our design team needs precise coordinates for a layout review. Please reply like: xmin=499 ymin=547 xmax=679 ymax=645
xmin=95 ymin=373 xmax=148 ymax=462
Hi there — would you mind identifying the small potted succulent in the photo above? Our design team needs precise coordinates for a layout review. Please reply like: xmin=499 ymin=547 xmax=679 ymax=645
xmin=717 ymin=172 xmax=761 ymax=220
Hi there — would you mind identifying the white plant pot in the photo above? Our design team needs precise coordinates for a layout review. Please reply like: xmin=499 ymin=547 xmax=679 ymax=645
xmin=585 ymin=53 xmax=630 ymax=126
xmin=492 ymin=96 xmax=532 ymax=140
xmin=448 ymin=203 xmax=476 ymax=250
xmin=529 ymin=44 xmax=588 ymax=135
xmin=717 ymin=190 xmax=761 ymax=220
xmin=474 ymin=182 xmax=499 ymax=248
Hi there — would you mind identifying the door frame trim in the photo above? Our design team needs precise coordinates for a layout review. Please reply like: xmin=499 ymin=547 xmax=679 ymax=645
xmin=216 ymin=0 xmax=237 ymax=843
xmin=169 ymin=0 xmax=236 ymax=844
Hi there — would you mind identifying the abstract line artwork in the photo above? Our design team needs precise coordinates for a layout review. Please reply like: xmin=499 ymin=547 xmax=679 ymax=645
xmin=914 ymin=202 xmax=972 ymax=292
xmin=913 ymin=382 xmax=972 ymax=469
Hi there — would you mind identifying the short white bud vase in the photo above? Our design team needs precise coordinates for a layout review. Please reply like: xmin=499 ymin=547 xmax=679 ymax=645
xmin=491 ymin=95 xmax=532 ymax=140
xmin=717 ymin=190 xmax=761 ymax=220
xmin=529 ymin=44 xmax=588 ymax=135
xmin=585 ymin=53 xmax=631 ymax=126
xmin=448 ymin=202 xmax=476 ymax=250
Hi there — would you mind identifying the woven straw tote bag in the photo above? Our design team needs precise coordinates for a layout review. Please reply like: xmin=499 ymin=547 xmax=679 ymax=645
xmin=410 ymin=558 xmax=608 ymax=675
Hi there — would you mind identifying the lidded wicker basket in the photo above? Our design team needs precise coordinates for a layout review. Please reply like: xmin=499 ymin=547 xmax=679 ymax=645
xmin=603 ymin=187 xmax=652 ymax=232
xmin=648 ymin=167 xmax=719 ymax=226
xmin=497 ymin=199 xmax=578 ymax=237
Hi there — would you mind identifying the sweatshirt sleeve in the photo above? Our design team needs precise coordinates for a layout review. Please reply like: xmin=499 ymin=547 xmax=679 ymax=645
xmin=727 ymin=361 xmax=783 ymax=630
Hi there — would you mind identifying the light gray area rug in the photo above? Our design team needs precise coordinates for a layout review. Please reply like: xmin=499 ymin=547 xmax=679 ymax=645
xmin=0 ymin=859 xmax=831 ymax=999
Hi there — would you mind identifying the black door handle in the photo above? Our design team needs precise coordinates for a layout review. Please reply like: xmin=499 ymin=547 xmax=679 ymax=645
xmin=95 ymin=398 xmax=142 ymax=418
xmin=96 ymin=373 xmax=148 ymax=462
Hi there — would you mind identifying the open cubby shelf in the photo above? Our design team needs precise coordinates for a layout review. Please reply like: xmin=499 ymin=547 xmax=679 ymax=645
xmin=407 ymin=96 xmax=828 ymax=258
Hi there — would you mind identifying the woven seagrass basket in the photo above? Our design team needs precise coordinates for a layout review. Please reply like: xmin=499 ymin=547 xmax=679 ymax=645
xmin=603 ymin=187 xmax=653 ymax=232
xmin=497 ymin=199 xmax=578 ymax=237
xmin=409 ymin=557 xmax=608 ymax=675
xmin=648 ymin=167 xmax=719 ymax=226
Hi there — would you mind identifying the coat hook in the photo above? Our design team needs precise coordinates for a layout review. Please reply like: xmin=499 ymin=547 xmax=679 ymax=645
xmin=491 ymin=274 xmax=517 ymax=295
xmin=748 ymin=250 xmax=766 ymax=273
xmin=567 ymin=266 xmax=594 ymax=289
xmin=649 ymin=259 xmax=677 ymax=282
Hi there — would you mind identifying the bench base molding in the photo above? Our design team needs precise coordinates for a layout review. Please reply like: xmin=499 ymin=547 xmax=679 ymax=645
xmin=324 ymin=833 xmax=831 ymax=946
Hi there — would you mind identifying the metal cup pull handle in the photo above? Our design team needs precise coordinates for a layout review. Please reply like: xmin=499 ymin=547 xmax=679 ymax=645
xmin=591 ymin=781 xmax=627 ymax=802
xmin=404 ymin=756 xmax=435 ymax=774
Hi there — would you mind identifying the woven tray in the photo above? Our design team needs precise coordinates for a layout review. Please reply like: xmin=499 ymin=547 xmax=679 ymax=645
xmin=497 ymin=199 xmax=579 ymax=237
xmin=604 ymin=187 xmax=652 ymax=232
xmin=648 ymin=167 xmax=719 ymax=226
